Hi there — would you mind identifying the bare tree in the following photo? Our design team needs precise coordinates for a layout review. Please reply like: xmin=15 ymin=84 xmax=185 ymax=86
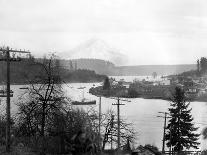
xmin=17 ymin=54 xmax=69 ymax=154
xmin=101 ymin=109 xmax=137 ymax=150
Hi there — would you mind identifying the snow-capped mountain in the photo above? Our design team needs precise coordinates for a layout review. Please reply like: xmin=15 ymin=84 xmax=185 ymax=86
xmin=60 ymin=39 xmax=128 ymax=66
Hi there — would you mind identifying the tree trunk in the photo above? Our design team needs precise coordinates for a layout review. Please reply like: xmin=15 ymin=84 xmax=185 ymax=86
xmin=40 ymin=102 xmax=46 ymax=155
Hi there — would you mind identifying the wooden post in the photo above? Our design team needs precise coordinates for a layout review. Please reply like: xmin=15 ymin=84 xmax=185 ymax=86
xmin=117 ymin=97 xmax=120 ymax=151
xmin=99 ymin=96 xmax=102 ymax=151
xmin=6 ymin=48 xmax=11 ymax=152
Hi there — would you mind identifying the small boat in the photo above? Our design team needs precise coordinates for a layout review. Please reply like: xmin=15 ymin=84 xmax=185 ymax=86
xmin=72 ymin=99 xmax=96 ymax=105
xmin=72 ymin=86 xmax=96 ymax=105
xmin=19 ymin=87 xmax=29 ymax=90
xmin=77 ymin=86 xmax=86 ymax=89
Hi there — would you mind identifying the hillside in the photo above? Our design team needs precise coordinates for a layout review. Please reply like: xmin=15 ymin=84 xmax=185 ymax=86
xmin=61 ymin=58 xmax=196 ymax=76
xmin=0 ymin=58 xmax=107 ymax=84
xmin=0 ymin=57 xmax=196 ymax=85
xmin=116 ymin=64 xmax=196 ymax=76
xmin=61 ymin=58 xmax=116 ymax=75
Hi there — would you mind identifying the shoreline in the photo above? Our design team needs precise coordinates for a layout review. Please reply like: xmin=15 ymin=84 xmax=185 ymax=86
xmin=89 ymin=86 xmax=207 ymax=102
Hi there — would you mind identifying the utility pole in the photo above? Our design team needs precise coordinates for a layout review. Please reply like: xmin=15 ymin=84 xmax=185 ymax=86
xmin=169 ymin=126 xmax=172 ymax=155
xmin=112 ymin=97 xmax=130 ymax=152
xmin=0 ymin=47 xmax=30 ymax=152
xmin=6 ymin=48 xmax=11 ymax=153
xmin=157 ymin=112 xmax=171 ymax=154
xmin=99 ymin=96 xmax=102 ymax=151
xmin=110 ymin=114 xmax=114 ymax=150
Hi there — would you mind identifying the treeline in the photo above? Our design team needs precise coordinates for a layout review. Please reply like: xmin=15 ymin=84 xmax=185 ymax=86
xmin=60 ymin=58 xmax=197 ymax=76
xmin=61 ymin=58 xmax=116 ymax=75
xmin=60 ymin=69 xmax=107 ymax=83
xmin=0 ymin=57 xmax=106 ymax=84
xmin=177 ymin=57 xmax=207 ymax=77
xmin=197 ymin=57 xmax=207 ymax=75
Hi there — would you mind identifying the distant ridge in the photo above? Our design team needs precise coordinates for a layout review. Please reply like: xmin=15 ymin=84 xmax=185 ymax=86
xmin=61 ymin=58 xmax=196 ymax=76
xmin=58 ymin=39 xmax=196 ymax=76
xmin=116 ymin=64 xmax=196 ymax=76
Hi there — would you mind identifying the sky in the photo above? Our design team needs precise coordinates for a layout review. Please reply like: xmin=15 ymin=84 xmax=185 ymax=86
xmin=0 ymin=0 xmax=207 ymax=65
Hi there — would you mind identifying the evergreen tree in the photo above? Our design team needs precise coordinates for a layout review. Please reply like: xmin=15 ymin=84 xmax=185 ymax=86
xmin=165 ymin=87 xmax=200 ymax=152
xmin=197 ymin=59 xmax=200 ymax=74
xmin=103 ymin=77 xmax=111 ymax=90
xmin=152 ymin=72 xmax=157 ymax=79
xmin=200 ymin=57 xmax=207 ymax=74
xmin=69 ymin=60 xmax=73 ymax=70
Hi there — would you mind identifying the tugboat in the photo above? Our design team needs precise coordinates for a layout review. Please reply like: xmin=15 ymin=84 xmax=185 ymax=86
xmin=72 ymin=86 xmax=96 ymax=105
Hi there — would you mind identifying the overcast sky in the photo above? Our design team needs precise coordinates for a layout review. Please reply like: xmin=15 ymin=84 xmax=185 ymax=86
xmin=0 ymin=0 xmax=207 ymax=65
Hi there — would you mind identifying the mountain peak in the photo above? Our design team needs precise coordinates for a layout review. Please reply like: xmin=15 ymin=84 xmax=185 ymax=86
xmin=83 ymin=38 xmax=108 ymax=48
xmin=60 ymin=38 xmax=128 ymax=66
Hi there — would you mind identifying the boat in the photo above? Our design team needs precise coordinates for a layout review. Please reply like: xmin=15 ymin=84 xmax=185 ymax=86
xmin=19 ymin=87 xmax=29 ymax=90
xmin=72 ymin=86 xmax=96 ymax=105
xmin=72 ymin=99 xmax=96 ymax=105
xmin=77 ymin=86 xmax=86 ymax=89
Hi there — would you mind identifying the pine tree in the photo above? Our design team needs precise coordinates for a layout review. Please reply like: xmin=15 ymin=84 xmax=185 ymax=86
xmin=69 ymin=60 xmax=73 ymax=70
xmin=165 ymin=87 xmax=200 ymax=152
xmin=197 ymin=59 xmax=200 ymax=73
xmin=103 ymin=77 xmax=111 ymax=90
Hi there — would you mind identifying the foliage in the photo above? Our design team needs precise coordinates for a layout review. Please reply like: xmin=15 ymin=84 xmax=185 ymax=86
xmin=103 ymin=77 xmax=111 ymax=90
xmin=144 ymin=144 xmax=161 ymax=155
xmin=179 ymin=70 xmax=198 ymax=77
xmin=200 ymin=57 xmax=207 ymax=74
xmin=0 ymin=57 xmax=106 ymax=84
xmin=101 ymin=109 xmax=137 ymax=150
xmin=173 ymin=57 xmax=207 ymax=78
xmin=66 ymin=108 xmax=99 ymax=154
xmin=202 ymin=127 xmax=207 ymax=140
xmin=144 ymin=144 xmax=159 ymax=152
xmin=201 ymin=150 xmax=207 ymax=155
xmin=197 ymin=59 xmax=200 ymax=74
xmin=0 ymin=116 xmax=8 ymax=145
xmin=152 ymin=72 xmax=157 ymax=79
xmin=61 ymin=69 xmax=106 ymax=83
xmin=16 ymin=57 xmax=100 ymax=154
xmin=128 ymin=88 xmax=139 ymax=98
xmin=16 ymin=55 xmax=69 ymax=154
xmin=165 ymin=87 xmax=200 ymax=152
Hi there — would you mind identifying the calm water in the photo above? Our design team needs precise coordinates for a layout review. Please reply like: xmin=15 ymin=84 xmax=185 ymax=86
xmin=2 ymin=79 xmax=207 ymax=150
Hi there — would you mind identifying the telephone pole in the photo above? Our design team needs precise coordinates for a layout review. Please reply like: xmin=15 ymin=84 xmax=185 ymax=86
xmin=112 ymin=97 xmax=130 ymax=152
xmin=110 ymin=114 xmax=114 ymax=150
xmin=0 ymin=47 xmax=30 ymax=152
xmin=99 ymin=96 xmax=102 ymax=151
xmin=157 ymin=112 xmax=171 ymax=154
